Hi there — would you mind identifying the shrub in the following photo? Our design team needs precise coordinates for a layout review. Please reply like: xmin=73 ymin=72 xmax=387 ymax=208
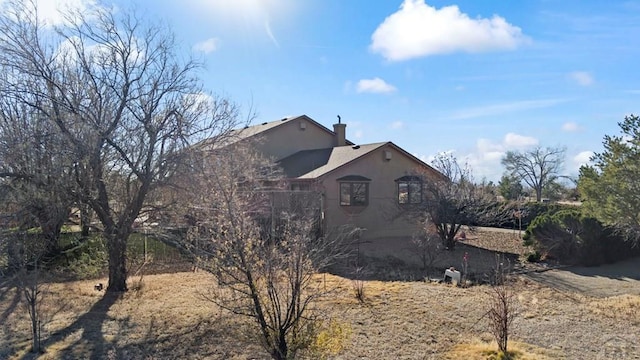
xmin=308 ymin=319 xmax=352 ymax=359
xmin=478 ymin=201 xmax=575 ymax=230
xmin=525 ymin=251 xmax=541 ymax=263
xmin=487 ymin=256 xmax=518 ymax=357
xmin=57 ymin=234 xmax=108 ymax=279
xmin=524 ymin=209 xmax=639 ymax=265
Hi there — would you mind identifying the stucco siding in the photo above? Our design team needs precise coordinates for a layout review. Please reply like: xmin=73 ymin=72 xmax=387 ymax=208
xmin=253 ymin=118 xmax=335 ymax=160
xmin=319 ymin=144 xmax=428 ymax=240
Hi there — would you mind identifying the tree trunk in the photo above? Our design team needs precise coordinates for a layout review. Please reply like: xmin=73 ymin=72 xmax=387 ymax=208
xmin=7 ymin=234 xmax=23 ymax=273
xmin=444 ymin=236 xmax=456 ymax=250
xmin=29 ymin=285 xmax=40 ymax=353
xmin=439 ymin=224 xmax=458 ymax=250
xmin=271 ymin=332 xmax=288 ymax=360
xmin=36 ymin=204 xmax=68 ymax=256
xmin=41 ymin=220 xmax=63 ymax=257
xmin=80 ymin=205 xmax=91 ymax=240
xmin=106 ymin=233 xmax=128 ymax=292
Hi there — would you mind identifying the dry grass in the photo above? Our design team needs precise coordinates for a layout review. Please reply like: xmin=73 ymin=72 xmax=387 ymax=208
xmin=464 ymin=228 xmax=530 ymax=256
xmin=1 ymin=271 xmax=637 ymax=359
xmin=445 ymin=339 xmax=564 ymax=360
xmin=589 ymin=294 xmax=640 ymax=325
xmin=1 ymin=231 xmax=638 ymax=359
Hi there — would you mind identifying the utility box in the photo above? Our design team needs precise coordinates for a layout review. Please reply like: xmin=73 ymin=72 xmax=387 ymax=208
xmin=444 ymin=268 xmax=461 ymax=284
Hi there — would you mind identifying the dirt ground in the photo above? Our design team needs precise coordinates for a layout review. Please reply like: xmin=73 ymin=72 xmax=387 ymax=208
xmin=523 ymin=257 xmax=640 ymax=298
xmin=473 ymin=227 xmax=640 ymax=298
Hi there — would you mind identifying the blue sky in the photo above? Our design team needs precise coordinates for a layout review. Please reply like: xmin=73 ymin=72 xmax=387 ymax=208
xmin=26 ymin=0 xmax=640 ymax=182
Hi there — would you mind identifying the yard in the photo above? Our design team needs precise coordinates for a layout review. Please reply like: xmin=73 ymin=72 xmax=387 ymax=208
xmin=0 ymin=229 xmax=638 ymax=359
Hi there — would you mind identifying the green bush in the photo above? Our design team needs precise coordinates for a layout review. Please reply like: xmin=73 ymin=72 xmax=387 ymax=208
xmin=525 ymin=251 xmax=541 ymax=263
xmin=479 ymin=201 xmax=576 ymax=229
xmin=58 ymin=234 xmax=108 ymax=279
xmin=524 ymin=209 xmax=639 ymax=265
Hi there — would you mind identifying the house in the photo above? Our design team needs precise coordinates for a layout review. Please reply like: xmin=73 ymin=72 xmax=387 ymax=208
xmin=215 ymin=114 xmax=444 ymax=260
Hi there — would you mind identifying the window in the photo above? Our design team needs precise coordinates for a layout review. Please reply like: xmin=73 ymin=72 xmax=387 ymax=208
xmin=291 ymin=182 xmax=310 ymax=191
xmin=337 ymin=175 xmax=370 ymax=206
xmin=396 ymin=176 xmax=422 ymax=204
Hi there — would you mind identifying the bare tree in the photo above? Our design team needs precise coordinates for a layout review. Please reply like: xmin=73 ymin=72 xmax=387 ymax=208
xmin=404 ymin=153 xmax=504 ymax=250
xmin=501 ymin=146 xmax=566 ymax=202
xmin=410 ymin=220 xmax=441 ymax=271
xmin=20 ymin=253 xmax=45 ymax=354
xmin=0 ymin=97 xmax=74 ymax=260
xmin=0 ymin=2 xmax=239 ymax=291
xmin=486 ymin=256 xmax=518 ymax=357
xmin=2 ymin=227 xmax=49 ymax=353
xmin=178 ymin=144 xmax=358 ymax=360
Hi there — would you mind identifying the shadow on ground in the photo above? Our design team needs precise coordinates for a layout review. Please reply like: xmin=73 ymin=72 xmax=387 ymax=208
xmin=524 ymin=256 xmax=640 ymax=297
xmin=40 ymin=291 xmax=121 ymax=360
xmin=330 ymin=242 xmax=520 ymax=283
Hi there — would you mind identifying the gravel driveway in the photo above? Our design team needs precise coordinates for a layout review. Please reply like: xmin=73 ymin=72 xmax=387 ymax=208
xmin=523 ymin=257 xmax=640 ymax=297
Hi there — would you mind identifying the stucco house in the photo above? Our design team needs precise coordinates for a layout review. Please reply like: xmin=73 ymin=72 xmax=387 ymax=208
xmin=221 ymin=114 xmax=444 ymax=258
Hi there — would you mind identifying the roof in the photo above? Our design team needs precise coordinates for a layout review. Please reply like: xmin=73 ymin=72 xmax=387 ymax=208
xmin=193 ymin=113 xmax=446 ymax=181
xmin=278 ymin=141 xmax=447 ymax=181
xmin=278 ymin=142 xmax=388 ymax=179
xmin=195 ymin=114 xmax=354 ymax=150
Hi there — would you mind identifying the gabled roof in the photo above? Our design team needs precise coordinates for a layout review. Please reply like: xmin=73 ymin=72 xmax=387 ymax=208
xmin=278 ymin=142 xmax=388 ymax=179
xmin=278 ymin=141 xmax=446 ymax=181
xmin=196 ymin=114 xmax=354 ymax=150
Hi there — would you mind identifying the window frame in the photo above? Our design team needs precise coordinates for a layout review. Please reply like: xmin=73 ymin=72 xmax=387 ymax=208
xmin=396 ymin=175 xmax=423 ymax=205
xmin=337 ymin=175 xmax=371 ymax=207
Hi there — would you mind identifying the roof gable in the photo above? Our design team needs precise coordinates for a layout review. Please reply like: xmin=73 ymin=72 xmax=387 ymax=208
xmin=193 ymin=115 xmax=356 ymax=155
xmin=278 ymin=141 xmax=444 ymax=180
xmin=226 ymin=115 xmax=354 ymax=146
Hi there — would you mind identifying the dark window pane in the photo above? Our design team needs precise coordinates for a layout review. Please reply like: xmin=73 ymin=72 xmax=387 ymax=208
xmin=339 ymin=181 xmax=368 ymax=206
xmin=409 ymin=182 xmax=422 ymax=203
xmin=352 ymin=183 xmax=367 ymax=206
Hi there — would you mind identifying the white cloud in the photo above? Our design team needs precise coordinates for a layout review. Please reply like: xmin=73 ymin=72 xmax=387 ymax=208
xmin=54 ymin=34 xmax=144 ymax=67
xmin=182 ymin=92 xmax=217 ymax=114
xmin=569 ymin=71 xmax=594 ymax=86
xmin=562 ymin=121 xmax=582 ymax=132
xmin=193 ymin=38 xmax=220 ymax=54
xmin=450 ymin=98 xmax=567 ymax=120
xmin=389 ymin=121 xmax=404 ymax=130
xmin=12 ymin=0 xmax=104 ymax=27
xmin=370 ymin=0 xmax=528 ymax=61
xmin=447 ymin=133 xmax=539 ymax=181
xmin=573 ymin=151 xmax=593 ymax=167
xmin=504 ymin=133 xmax=539 ymax=148
xmin=477 ymin=138 xmax=503 ymax=153
xmin=356 ymin=77 xmax=397 ymax=94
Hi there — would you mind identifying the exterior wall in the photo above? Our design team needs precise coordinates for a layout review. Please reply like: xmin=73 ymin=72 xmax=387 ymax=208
xmin=319 ymin=143 xmax=433 ymax=242
xmin=252 ymin=117 xmax=336 ymax=160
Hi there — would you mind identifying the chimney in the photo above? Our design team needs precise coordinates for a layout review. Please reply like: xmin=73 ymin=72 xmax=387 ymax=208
xmin=333 ymin=116 xmax=346 ymax=147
